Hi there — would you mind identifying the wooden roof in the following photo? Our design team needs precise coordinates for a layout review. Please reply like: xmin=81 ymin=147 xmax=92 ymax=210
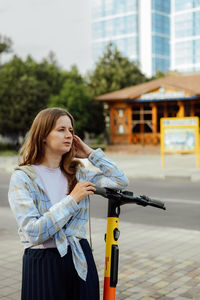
xmin=95 ymin=73 xmax=200 ymax=101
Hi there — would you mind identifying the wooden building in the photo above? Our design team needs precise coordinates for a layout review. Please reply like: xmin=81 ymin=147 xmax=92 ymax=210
xmin=95 ymin=74 xmax=200 ymax=145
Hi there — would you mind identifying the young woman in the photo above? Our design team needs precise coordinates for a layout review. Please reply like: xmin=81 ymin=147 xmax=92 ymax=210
xmin=8 ymin=107 xmax=128 ymax=300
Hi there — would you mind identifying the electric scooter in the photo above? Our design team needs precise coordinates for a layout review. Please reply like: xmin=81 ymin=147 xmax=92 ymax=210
xmin=94 ymin=187 xmax=166 ymax=300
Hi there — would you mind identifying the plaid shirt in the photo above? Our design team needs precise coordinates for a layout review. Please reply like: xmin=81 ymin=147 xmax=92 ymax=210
xmin=8 ymin=148 xmax=128 ymax=281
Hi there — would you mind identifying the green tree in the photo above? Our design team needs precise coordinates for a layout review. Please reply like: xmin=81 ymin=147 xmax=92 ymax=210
xmin=150 ymin=69 xmax=165 ymax=81
xmin=49 ymin=66 xmax=93 ymax=138
xmin=0 ymin=56 xmax=49 ymax=142
xmin=87 ymin=42 xmax=147 ymax=142
xmin=24 ymin=53 xmax=66 ymax=96
xmin=0 ymin=35 xmax=12 ymax=56
xmin=88 ymin=42 xmax=147 ymax=96
xmin=49 ymin=66 xmax=105 ymax=138
xmin=30 ymin=52 xmax=66 ymax=95
xmin=0 ymin=51 xmax=70 ymax=143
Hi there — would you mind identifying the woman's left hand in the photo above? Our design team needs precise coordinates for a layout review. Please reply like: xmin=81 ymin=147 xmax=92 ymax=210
xmin=73 ymin=135 xmax=93 ymax=158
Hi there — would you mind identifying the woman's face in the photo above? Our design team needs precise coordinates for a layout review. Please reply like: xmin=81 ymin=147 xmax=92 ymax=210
xmin=44 ymin=115 xmax=73 ymax=156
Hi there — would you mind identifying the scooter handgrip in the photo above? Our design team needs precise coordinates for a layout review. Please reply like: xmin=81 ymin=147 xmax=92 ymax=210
xmin=94 ymin=187 xmax=107 ymax=198
xmin=140 ymin=195 xmax=166 ymax=210
xmin=147 ymin=198 xmax=166 ymax=210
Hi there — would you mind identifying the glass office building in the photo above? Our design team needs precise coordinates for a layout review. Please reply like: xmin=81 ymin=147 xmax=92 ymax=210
xmin=92 ymin=0 xmax=171 ymax=76
xmin=91 ymin=0 xmax=139 ymax=62
xmin=171 ymin=0 xmax=200 ymax=73
xmin=151 ymin=0 xmax=171 ymax=75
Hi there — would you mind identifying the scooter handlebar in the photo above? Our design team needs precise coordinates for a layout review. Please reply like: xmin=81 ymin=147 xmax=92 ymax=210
xmin=94 ymin=187 xmax=166 ymax=210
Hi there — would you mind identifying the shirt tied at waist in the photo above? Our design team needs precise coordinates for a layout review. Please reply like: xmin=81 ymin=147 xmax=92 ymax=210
xmin=55 ymin=229 xmax=88 ymax=281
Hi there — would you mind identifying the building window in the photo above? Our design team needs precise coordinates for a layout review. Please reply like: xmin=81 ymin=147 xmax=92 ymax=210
xmin=195 ymin=39 xmax=200 ymax=64
xmin=92 ymin=22 xmax=104 ymax=39
xmin=175 ymin=12 xmax=193 ymax=38
xmin=105 ymin=19 xmax=113 ymax=37
xmin=185 ymin=103 xmax=191 ymax=117
xmin=92 ymin=15 xmax=138 ymax=39
xmin=167 ymin=103 xmax=179 ymax=117
xmin=157 ymin=104 xmax=164 ymax=132
xmin=118 ymin=124 xmax=125 ymax=134
xmin=115 ymin=15 xmax=138 ymax=36
xmin=175 ymin=40 xmax=193 ymax=65
xmin=194 ymin=11 xmax=200 ymax=36
xmin=92 ymin=36 xmax=139 ymax=62
xmin=126 ymin=0 xmax=138 ymax=12
xmin=115 ymin=36 xmax=138 ymax=58
xmin=174 ymin=0 xmax=193 ymax=12
xmin=125 ymin=15 xmax=138 ymax=35
xmin=152 ymin=57 xmax=170 ymax=74
xmin=152 ymin=36 xmax=170 ymax=56
xmin=175 ymin=10 xmax=200 ymax=38
xmin=104 ymin=0 xmax=113 ymax=16
xmin=118 ymin=109 xmax=124 ymax=118
xmin=114 ymin=17 xmax=126 ymax=35
xmin=103 ymin=0 xmax=138 ymax=16
xmin=194 ymin=0 xmax=200 ymax=8
xmin=152 ymin=13 xmax=170 ymax=36
xmin=92 ymin=42 xmax=106 ymax=60
xmin=132 ymin=104 xmax=152 ymax=134
xmin=174 ymin=0 xmax=200 ymax=11
xmin=92 ymin=0 xmax=104 ymax=18
xmin=194 ymin=102 xmax=200 ymax=119
xmin=92 ymin=0 xmax=138 ymax=19
xmin=113 ymin=108 xmax=128 ymax=134
xmin=152 ymin=0 xmax=171 ymax=14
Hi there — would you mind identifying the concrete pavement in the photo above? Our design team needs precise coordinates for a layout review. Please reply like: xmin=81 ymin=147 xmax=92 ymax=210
xmin=1 ymin=213 xmax=200 ymax=300
xmin=0 ymin=151 xmax=200 ymax=299
xmin=1 ymin=150 xmax=200 ymax=181
xmin=108 ymin=154 xmax=200 ymax=182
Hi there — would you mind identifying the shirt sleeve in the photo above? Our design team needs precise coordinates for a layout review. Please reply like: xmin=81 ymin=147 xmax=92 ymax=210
xmin=8 ymin=171 xmax=79 ymax=245
xmin=84 ymin=148 xmax=129 ymax=189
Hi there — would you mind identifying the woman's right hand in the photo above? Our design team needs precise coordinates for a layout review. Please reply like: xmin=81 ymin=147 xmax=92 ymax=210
xmin=70 ymin=181 xmax=96 ymax=203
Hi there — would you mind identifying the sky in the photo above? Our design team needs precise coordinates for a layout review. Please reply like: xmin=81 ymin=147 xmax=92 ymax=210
xmin=0 ymin=0 xmax=93 ymax=74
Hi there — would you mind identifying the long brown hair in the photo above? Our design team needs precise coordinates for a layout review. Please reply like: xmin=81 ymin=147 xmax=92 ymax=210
xmin=19 ymin=107 xmax=81 ymax=193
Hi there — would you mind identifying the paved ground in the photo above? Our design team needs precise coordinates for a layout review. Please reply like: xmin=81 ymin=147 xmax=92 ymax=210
xmin=1 ymin=149 xmax=200 ymax=181
xmin=1 ymin=215 xmax=200 ymax=300
xmin=0 ymin=149 xmax=200 ymax=299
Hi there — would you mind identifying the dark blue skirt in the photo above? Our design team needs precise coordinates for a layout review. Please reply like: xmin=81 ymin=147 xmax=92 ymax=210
xmin=21 ymin=239 xmax=99 ymax=300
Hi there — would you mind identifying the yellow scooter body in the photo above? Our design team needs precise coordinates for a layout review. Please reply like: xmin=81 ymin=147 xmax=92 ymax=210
xmin=103 ymin=217 xmax=119 ymax=300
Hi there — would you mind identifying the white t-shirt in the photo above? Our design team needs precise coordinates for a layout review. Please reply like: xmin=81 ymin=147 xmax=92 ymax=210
xmin=32 ymin=164 xmax=69 ymax=205
xmin=31 ymin=164 xmax=69 ymax=248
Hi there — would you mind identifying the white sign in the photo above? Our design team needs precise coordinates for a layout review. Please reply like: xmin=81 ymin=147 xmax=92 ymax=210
xmin=163 ymin=118 xmax=197 ymax=126
xmin=160 ymin=117 xmax=200 ymax=168
xmin=141 ymin=91 xmax=185 ymax=100
xmin=164 ymin=128 xmax=195 ymax=151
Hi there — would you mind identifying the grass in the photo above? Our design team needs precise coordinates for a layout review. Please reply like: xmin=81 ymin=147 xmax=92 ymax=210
xmin=0 ymin=150 xmax=17 ymax=156
xmin=90 ymin=144 xmax=106 ymax=151
xmin=0 ymin=145 xmax=106 ymax=156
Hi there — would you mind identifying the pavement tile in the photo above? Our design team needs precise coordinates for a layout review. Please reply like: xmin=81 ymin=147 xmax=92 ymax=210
xmin=153 ymin=281 xmax=169 ymax=289
xmin=4 ymin=291 xmax=21 ymax=300
xmin=0 ymin=285 xmax=19 ymax=297
xmin=173 ymin=297 xmax=191 ymax=300
xmin=181 ymin=291 xmax=193 ymax=299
